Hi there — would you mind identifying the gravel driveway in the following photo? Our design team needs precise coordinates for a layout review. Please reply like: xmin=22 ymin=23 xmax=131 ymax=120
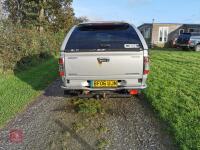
xmin=0 ymin=79 xmax=176 ymax=150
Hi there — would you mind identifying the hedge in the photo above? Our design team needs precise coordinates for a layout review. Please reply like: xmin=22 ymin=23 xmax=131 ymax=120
xmin=0 ymin=21 xmax=65 ymax=72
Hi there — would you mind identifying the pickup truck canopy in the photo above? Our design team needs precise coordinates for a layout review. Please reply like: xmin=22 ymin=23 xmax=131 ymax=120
xmin=65 ymin=23 xmax=143 ymax=51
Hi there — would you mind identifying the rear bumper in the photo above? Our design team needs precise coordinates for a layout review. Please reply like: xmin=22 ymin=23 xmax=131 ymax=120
xmin=61 ymin=75 xmax=148 ymax=91
xmin=61 ymin=85 xmax=147 ymax=91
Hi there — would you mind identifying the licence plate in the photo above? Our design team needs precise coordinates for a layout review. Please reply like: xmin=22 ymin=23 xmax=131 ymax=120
xmin=91 ymin=80 xmax=118 ymax=88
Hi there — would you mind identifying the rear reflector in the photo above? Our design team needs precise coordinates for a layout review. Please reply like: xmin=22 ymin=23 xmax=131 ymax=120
xmin=129 ymin=90 xmax=138 ymax=95
xmin=59 ymin=71 xmax=64 ymax=77
xmin=144 ymin=70 xmax=150 ymax=75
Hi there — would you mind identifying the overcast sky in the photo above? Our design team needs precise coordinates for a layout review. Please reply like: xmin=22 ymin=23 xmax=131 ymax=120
xmin=72 ymin=0 xmax=200 ymax=26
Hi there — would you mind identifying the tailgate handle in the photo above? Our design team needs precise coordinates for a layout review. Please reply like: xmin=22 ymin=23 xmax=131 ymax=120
xmin=97 ymin=58 xmax=110 ymax=63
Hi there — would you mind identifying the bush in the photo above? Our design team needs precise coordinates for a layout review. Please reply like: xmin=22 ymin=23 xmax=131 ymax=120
xmin=0 ymin=20 xmax=65 ymax=72
xmin=73 ymin=99 xmax=103 ymax=115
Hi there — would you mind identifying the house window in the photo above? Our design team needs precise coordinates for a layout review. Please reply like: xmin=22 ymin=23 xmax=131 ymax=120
xmin=159 ymin=27 xmax=169 ymax=43
xmin=179 ymin=29 xmax=184 ymax=35
xmin=144 ymin=28 xmax=150 ymax=38
xmin=159 ymin=29 xmax=163 ymax=42
xmin=189 ymin=28 xmax=195 ymax=33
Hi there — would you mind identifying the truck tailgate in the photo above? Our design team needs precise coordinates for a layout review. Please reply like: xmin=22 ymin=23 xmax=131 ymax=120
xmin=64 ymin=51 xmax=143 ymax=77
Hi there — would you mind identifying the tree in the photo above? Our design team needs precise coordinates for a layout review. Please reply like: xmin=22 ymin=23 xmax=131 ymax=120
xmin=46 ymin=0 xmax=75 ymax=32
xmin=3 ymin=0 xmax=41 ymax=27
xmin=3 ymin=0 xmax=24 ymax=23
xmin=38 ymin=0 xmax=47 ymax=32
xmin=3 ymin=0 xmax=76 ymax=32
xmin=0 ymin=0 xmax=3 ymax=20
xmin=75 ymin=16 xmax=89 ymax=24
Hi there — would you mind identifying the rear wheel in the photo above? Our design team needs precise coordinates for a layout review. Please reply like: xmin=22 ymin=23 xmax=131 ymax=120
xmin=64 ymin=90 xmax=83 ymax=97
xmin=195 ymin=44 xmax=200 ymax=52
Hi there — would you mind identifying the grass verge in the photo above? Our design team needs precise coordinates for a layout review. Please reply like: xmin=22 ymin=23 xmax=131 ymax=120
xmin=144 ymin=49 xmax=200 ymax=149
xmin=0 ymin=58 xmax=58 ymax=128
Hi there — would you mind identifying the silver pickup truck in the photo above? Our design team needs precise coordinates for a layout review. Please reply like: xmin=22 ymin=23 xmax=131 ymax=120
xmin=59 ymin=22 xmax=149 ymax=97
xmin=176 ymin=33 xmax=200 ymax=51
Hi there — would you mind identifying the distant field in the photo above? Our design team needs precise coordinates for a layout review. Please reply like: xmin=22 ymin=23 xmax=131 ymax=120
xmin=144 ymin=50 xmax=200 ymax=149
xmin=0 ymin=58 xmax=58 ymax=127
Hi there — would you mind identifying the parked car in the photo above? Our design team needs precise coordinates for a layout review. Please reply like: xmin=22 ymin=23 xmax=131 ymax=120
xmin=59 ymin=22 xmax=149 ymax=98
xmin=176 ymin=33 xmax=200 ymax=51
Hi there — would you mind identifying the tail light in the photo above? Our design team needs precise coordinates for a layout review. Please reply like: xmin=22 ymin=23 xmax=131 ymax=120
xmin=143 ymin=56 xmax=150 ymax=75
xmin=59 ymin=71 xmax=65 ymax=76
xmin=59 ymin=58 xmax=64 ymax=65
xmin=59 ymin=57 xmax=64 ymax=77
xmin=188 ymin=40 xmax=192 ymax=45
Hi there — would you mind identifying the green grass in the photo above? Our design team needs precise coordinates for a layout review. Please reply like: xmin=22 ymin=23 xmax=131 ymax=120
xmin=72 ymin=122 xmax=85 ymax=132
xmin=96 ymin=138 xmax=110 ymax=149
xmin=144 ymin=49 xmax=200 ymax=150
xmin=0 ymin=58 xmax=58 ymax=128
xmin=73 ymin=99 xmax=103 ymax=115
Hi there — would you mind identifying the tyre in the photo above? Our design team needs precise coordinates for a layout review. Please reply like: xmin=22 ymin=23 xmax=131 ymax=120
xmin=64 ymin=90 xmax=81 ymax=97
xmin=194 ymin=44 xmax=200 ymax=52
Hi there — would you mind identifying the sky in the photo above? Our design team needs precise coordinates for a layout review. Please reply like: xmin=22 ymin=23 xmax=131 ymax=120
xmin=72 ymin=0 xmax=200 ymax=26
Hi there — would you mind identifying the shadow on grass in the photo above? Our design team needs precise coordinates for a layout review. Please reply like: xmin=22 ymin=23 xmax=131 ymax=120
xmin=13 ymin=52 xmax=59 ymax=93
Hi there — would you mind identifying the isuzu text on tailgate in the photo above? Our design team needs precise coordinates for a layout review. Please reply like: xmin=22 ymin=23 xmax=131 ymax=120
xmin=59 ymin=22 xmax=149 ymax=98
